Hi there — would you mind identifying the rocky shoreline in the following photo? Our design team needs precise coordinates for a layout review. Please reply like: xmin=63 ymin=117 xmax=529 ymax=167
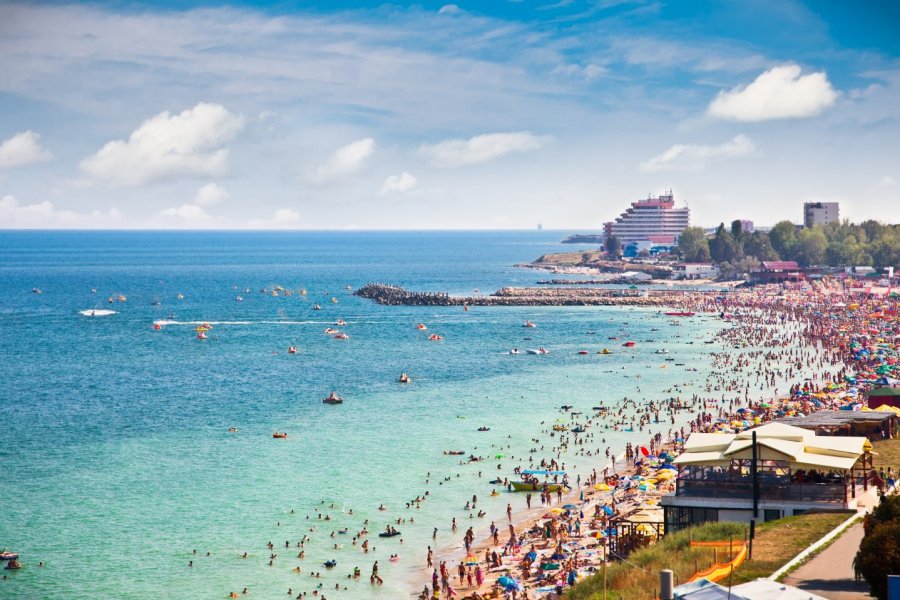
xmin=353 ymin=283 xmax=694 ymax=307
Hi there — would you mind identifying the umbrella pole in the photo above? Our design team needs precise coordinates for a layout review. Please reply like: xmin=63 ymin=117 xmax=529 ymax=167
xmin=603 ymin=535 xmax=607 ymax=600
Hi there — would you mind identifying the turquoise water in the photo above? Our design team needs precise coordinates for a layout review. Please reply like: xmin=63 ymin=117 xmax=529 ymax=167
xmin=0 ymin=231 xmax=721 ymax=599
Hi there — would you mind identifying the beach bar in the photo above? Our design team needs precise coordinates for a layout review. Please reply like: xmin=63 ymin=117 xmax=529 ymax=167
xmin=661 ymin=423 xmax=874 ymax=534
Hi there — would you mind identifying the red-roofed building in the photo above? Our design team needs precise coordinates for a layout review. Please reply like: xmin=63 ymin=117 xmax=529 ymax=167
xmin=750 ymin=261 xmax=805 ymax=284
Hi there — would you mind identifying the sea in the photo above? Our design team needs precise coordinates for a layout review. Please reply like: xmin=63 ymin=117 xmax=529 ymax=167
xmin=0 ymin=231 xmax=724 ymax=599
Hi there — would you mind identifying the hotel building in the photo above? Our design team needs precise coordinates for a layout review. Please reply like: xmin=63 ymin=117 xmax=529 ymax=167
xmin=604 ymin=191 xmax=690 ymax=244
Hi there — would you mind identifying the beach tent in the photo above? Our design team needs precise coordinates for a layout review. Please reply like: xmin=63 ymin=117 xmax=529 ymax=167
xmin=731 ymin=578 xmax=829 ymax=600
xmin=674 ymin=578 xmax=750 ymax=600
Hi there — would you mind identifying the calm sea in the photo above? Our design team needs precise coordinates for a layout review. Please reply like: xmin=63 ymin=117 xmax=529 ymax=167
xmin=0 ymin=231 xmax=720 ymax=599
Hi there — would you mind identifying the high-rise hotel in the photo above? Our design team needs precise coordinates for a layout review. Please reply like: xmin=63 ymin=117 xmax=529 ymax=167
xmin=604 ymin=191 xmax=690 ymax=244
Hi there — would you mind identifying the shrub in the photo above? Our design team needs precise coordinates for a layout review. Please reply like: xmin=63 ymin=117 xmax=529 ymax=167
xmin=855 ymin=520 xmax=900 ymax=600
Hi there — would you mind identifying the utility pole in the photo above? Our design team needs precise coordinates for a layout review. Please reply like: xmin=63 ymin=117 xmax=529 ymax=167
xmin=750 ymin=430 xmax=759 ymax=560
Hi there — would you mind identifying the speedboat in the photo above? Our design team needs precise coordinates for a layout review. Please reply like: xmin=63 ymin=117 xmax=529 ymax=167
xmin=334 ymin=319 xmax=347 ymax=326
xmin=526 ymin=348 xmax=549 ymax=355
xmin=509 ymin=349 xmax=521 ymax=354
xmin=523 ymin=320 xmax=536 ymax=328
xmin=622 ymin=341 xmax=635 ymax=347
xmin=577 ymin=350 xmax=589 ymax=355
xmin=416 ymin=323 xmax=427 ymax=330
xmin=323 ymin=392 xmax=343 ymax=405
xmin=333 ymin=332 xmax=349 ymax=340
xmin=428 ymin=334 xmax=443 ymax=341
xmin=0 ymin=552 xmax=18 ymax=561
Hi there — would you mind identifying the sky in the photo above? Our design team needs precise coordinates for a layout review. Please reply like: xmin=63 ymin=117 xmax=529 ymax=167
xmin=0 ymin=0 xmax=898 ymax=230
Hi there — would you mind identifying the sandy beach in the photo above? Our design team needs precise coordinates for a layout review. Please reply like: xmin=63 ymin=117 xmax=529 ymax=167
xmin=415 ymin=277 xmax=896 ymax=600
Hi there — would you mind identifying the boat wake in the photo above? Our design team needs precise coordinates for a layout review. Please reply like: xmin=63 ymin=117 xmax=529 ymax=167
xmin=153 ymin=319 xmax=323 ymax=326
xmin=80 ymin=309 xmax=117 ymax=317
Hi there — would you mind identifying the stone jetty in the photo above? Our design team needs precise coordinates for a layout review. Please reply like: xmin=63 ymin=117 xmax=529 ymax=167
xmin=353 ymin=283 xmax=685 ymax=307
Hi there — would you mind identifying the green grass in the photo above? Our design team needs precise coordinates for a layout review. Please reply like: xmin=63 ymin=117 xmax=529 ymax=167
xmin=872 ymin=438 xmax=900 ymax=474
xmin=564 ymin=512 xmax=850 ymax=600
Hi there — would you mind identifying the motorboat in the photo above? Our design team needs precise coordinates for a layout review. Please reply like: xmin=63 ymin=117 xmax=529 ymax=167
xmin=323 ymin=392 xmax=343 ymax=405
xmin=196 ymin=332 xmax=207 ymax=340
xmin=509 ymin=349 xmax=521 ymax=354
xmin=428 ymin=334 xmax=443 ymax=341
xmin=577 ymin=350 xmax=589 ymax=355
xmin=622 ymin=341 xmax=635 ymax=347
xmin=510 ymin=469 xmax=568 ymax=492
xmin=416 ymin=323 xmax=427 ymax=330
xmin=334 ymin=319 xmax=347 ymax=326
xmin=333 ymin=332 xmax=349 ymax=340
xmin=523 ymin=320 xmax=536 ymax=328
xmin=526 ymin=348 xmax=549 ymax=355
xmin=0 ymin=552 xmax=18 ymax=561
xmin=477 ymin=426 xmax=490 ymax=432
xmin=312 ymin=304 xmax=322 ymax=310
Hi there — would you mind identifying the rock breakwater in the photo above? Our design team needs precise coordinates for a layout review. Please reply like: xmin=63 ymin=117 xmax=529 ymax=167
xmin=353 ymin=283 xmax=684 ymax=307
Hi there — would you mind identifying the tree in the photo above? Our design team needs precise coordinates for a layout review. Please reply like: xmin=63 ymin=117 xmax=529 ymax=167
xmin=677 ymin=227 xmax=711 ymax=262
xmin=604 ymin=235 xmax=622 ymax=258
xmin=709 ymin=223 xmax=742 ymax=263
xmin=769 ymin=221 xmax=797 ymax=258
xmin=730 ymin=220 xmax=746 ymax=245
xmin=855 ymin=519 xmax=900 ymax=599
xmin=743 ymin=231 xmax=779 ymax=261
xmin=794 ymin=227 xmax=828 ymax=266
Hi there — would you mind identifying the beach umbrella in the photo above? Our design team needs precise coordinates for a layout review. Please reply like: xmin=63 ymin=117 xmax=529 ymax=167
xmin=465 ymin=554 xmax=478 ymax=566
xmin=549 ymin=508 xmax=564 ymax=514
xmin=563 ymin=504 xmax=578 ymax=510
xmin=594 ymin=483 xmax=611 ymax=491
xmin=542 ymin=563 xmax=561 ymax=571
xmin=590 ymin=531 xmax=606 ymax=538
xmin=497 ymin=576 xmax=516 ymax=587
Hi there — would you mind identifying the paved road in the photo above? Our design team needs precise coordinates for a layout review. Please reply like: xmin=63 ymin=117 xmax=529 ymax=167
xmin=782 ymin=522 xmax=874 ymax=600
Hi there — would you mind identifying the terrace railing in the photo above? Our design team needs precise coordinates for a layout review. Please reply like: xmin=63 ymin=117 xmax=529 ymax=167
xmin=676 ymin=479 xmax=846 ymax=504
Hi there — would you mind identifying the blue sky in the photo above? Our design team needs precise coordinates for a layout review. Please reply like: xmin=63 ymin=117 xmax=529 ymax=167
xmin=0 ymin=0 xmax=898 ymax=229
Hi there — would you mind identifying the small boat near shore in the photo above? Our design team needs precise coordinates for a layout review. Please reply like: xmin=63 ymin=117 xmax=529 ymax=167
xmin=323 ymin=391 xmax=343 ymax=405
xmin=664 ymin=311 xmax=695 ymax=317
xmin=526 ymin=348 xmax=549 ymax=355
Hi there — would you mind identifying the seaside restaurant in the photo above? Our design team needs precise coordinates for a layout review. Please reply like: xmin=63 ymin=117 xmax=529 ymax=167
xmin=661 ymin=423 xmax=874 ymax=534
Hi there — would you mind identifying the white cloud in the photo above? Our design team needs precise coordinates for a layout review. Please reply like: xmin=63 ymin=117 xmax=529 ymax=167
xmin=419 ymin=132 xmax=549 ymax=168
xmin=0 ymin=194 xmax=124 ymax=228
xmin=640 ymin=135 xmax=756 ymax=172
xmin=247 ymin=208 xmax=301 ymax=229
xmin=0 ymin=131 xmax=52 ymax=169
xmin=881 ymin=176 xmax=895 ymax=186
xmin=308 ymin=138 xmax=375 ymax=185
xmin=80 ymin=103 xmax=244 ymax=186
xmin=194 ymin=182 xmax=229 ymax=207
xmin=551 ymin=63 xmax=606 ymax=81
xmin=379 ymin=172 xmax=418 ymax=196
xmin=708 ymin=65 xmax=838 ymax=122
xmin=160 ymin=204 xmax=211 ymax=221
xmin=438 ymin=5 xmax=461 ymax=14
